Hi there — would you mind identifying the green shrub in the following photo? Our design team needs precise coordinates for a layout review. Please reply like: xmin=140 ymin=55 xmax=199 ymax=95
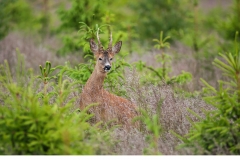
xmin=178 ymin=33 xmax=240 ymax=154
xmin=204 ymin=0 xmax=240 ymax=41
xmin=0 ymin=56 xmax=113 ymax=155
xmin=56 ymin=0 xmax=111 ymax=55
xmin=220 ymin=0 xmax=240 ymax=40
xmin=130 ymin=0 xmax=191 ymax=41
xmin=135 ymin=31 xmax=192 ymax=86
xmin=0 ymin=0 xmax=50 ymax=39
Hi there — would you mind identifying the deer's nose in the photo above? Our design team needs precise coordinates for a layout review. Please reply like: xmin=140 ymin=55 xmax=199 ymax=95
xmin=104 ymin=65 xmax=111 ymax=71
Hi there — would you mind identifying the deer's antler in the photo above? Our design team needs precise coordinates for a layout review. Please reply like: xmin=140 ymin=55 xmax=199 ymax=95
xmin=108 ymin=26 xmax=112 ymax=51
xmin=97 ymin=28 xmax=104 ymax=52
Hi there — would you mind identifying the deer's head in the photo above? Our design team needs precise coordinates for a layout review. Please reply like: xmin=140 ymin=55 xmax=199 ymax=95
xmin=90 ymin=29 xmax=122 ymax=74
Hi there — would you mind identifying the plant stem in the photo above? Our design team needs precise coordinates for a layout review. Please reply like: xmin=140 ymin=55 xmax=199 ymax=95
xmin=162 ymin=53 xmax=166 ymax=80
xmin=236 ymin=71 xmax=240 ymax=103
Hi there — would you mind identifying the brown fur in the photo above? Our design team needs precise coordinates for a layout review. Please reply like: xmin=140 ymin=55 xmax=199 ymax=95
xmin=80 ymin=39 xmax=138 ymax=129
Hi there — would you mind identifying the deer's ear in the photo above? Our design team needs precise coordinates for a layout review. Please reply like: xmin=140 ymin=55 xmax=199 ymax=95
xmin=112 ymin=41 xmax=122 ymax=54
xmin=89 ymin=39 xmax=98 ymax=55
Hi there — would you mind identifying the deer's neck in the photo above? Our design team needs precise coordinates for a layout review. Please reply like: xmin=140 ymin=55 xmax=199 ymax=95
xmin=84 ymin=66 xmax=106 ymax=93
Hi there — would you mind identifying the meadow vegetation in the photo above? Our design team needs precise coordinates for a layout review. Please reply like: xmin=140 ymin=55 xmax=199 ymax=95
xmin=0 ymin=0 xmax=240 ymax=155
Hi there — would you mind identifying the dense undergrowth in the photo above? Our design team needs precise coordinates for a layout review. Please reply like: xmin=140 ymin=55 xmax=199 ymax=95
xmin=0 ymin=57 xmax=114 ymax=155
xmin=0 ymin=0 xmax=240 ymax=155
xmin=0 ymin=50 xmax=201 ymax=155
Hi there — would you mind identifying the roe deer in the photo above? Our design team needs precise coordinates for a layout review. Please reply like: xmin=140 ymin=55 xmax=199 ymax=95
xmin=79 ymin=29 xmax=138 ymax=129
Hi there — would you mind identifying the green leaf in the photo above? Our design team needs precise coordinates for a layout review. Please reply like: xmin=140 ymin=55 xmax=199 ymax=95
xmin=200 ymin=78 xmax=217 ymax=93
xmin=213 ymin=59 xmax=235 ymax=75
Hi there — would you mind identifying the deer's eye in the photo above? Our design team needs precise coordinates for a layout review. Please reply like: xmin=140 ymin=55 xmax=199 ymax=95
xmin=99 ymin=58 xmax=102 ymax=61
xmin=110 ymin=58 xmax=113 ymax=61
